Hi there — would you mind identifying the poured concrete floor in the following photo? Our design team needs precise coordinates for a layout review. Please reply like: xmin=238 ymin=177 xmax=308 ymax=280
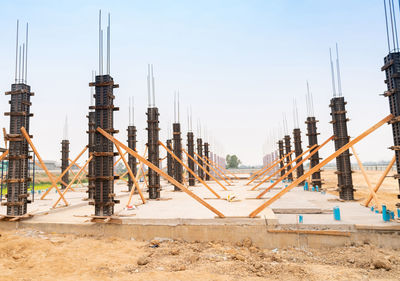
xmin=0 ymin=177 xmax=398 ymax=228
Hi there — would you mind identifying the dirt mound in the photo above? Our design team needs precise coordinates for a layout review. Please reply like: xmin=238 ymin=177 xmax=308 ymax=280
xmin=0 ymin=229 xmax=399 ymax=280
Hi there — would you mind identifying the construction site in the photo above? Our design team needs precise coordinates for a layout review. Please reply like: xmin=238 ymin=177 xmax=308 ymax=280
xmin=1 ymin=1 xmax=400 ymax=280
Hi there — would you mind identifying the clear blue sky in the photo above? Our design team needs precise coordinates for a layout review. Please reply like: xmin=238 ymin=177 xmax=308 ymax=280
xmin=0 ymin=0 xmax=392 ymax=165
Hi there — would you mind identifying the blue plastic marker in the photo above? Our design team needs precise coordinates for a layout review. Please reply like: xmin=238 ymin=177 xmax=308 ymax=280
xmin=382 ymin=205 xmax=389 ymax=222
xmin=397 ymin=208 xmax=400 ymax=218
xmin=370 ymin=206 xmax=374 ymax=212
xmin=298 ymin=215 xmax=303 ymax=224
xmin=390 ymin=211 xmax=395 ymax=220
xmin=333 ymin=206 xmax=341 ymax=221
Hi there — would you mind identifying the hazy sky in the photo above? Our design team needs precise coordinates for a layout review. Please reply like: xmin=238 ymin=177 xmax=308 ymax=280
xmin=0 ymin=0 xmax=394 ymax=166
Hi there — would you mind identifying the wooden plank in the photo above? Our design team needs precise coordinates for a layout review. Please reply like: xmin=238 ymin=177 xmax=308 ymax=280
xmin=249 ymin=114 xmax=393 ymax=218
xmin=159 ymin=141 xmax=221 ymax=199
xmin=97 ymin=128 xmax=225 ymax=218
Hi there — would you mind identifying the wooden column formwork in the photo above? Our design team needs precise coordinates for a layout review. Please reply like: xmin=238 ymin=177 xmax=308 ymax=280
xmin=86 ymin=111 xmax=95 ymax=200
xmin=305 ymin=116 xmax=323 ymax=188
xmin=166 ymin=139 xmax=174 ymax=178
xmin=249 ymin=114 xmax=393 ymax=218
xmin=89 ymin=74 xmax=120 ymax=216
xmin=3 ymin=84 xmax=34 ymax=216
xmin=186 ymin=132 xmax=195 ymax=186
xmin=196 ymin=138 xmax=204 ymax=180
xmin=147 ymin=107 xmax=160 ymax=199
xmin=60 ymin=139 xmax=70 ymax=189
xmin=330 ymin=96 xmax=354 ymax=200
xmin=203 ymin=142 xmax=210 ymax=180
xmin=381 ymin=51 xmax=400 ymax=205
xmin=172 ymin=123 xmax=183 ymax=191
xmin=284 ymin=135 xmax=293 ymax=181
xmin=293 ymin=128 xmax=305 ymax=185
xmin=97 ymin=128 xmax=225 ymax=217
xmin=127 ymin=125 xmax=137 ymax=192
xmin=278 ymin=140 xmax=285 ymax=177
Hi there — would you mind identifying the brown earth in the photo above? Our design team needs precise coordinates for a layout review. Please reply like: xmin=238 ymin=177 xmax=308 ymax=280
xmin=0 ymin=229 xmax=400 ymax=281
xmin=322 ymin=169 xmax=399 ymax=210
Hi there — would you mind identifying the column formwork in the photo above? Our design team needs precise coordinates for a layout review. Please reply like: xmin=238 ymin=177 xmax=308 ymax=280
xmin=166 ymin=139 xmax=174 ymax=177
xmin=172 ymin=123 xmax=183 ymax=191
xmin=86 ymin=112 xmax=95 ymax=200
xmin=284 ymin=135 xmax=293 ymax=181
xmin=127 ymin=125 xmax=137 ymax=192
xmin=60 ymin=140 xmax=70 ymax=189
xmin=382 ymin=52 xmax=400 ymax=203
xmin=305 ymin=117 xmax=322 ymax=189
xmin=187 ymin=132 xmax=195 ymax=186
xmin=197 ymin=138 xmax=204 ymax=180
xmin=330 ymin=97 xmax=354 ymax=200
xmin=293 ymin=128 xmax=305 ymax=185
xmin=3 ymin=83 xmax=33 ymax=216
xmin=89 ymin=74 xmax=119 ymax=216
xmin=204 ymin=142 xmax=210 ymax=180
xmin=147 ymin=107 xmax=160 ymax=199
xmin=278 ymin=140 xmax=285 ymax=177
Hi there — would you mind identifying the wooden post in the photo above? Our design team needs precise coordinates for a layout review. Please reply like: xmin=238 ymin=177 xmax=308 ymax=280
xmin=159 ymin=141 xmax=221 ymax=198
xmin=114 ymin=143 xmax=146 ymax=204
xmin=351 ymin=146 xmax=379 ymax=207
xmin=183 ymin=148 xmax=228 ymax=191
xmin=248 ymin=114 xmax=393 ymax=218
xmin=257 ymin=139 xmax=331 ymax=198
xmin=97 ymin=128 xmax=225 ymax=218
xmin=250 ymin=150 xmax=297 ymax=191
xmin=20 ymin=127 xmax=69 ymax=205
xmin=52 ymin=156 xmax=93 ymax=208
xmin=364 ymin=155 xmax=396 ymax=207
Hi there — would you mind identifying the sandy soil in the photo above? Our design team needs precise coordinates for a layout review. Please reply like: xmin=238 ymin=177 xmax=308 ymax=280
xmin=0 ymin=229 xmax=399 ymax=281
xmin=322 ymin=170 xmax=400 ymax=210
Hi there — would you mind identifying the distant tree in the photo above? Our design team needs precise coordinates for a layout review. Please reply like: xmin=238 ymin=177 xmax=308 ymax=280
xmin=226 ymin=154 xmax=241 ymax=169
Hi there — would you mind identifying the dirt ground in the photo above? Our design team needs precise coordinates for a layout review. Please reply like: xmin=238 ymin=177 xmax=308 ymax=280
xmin=0 ymin=229 xmax=399 ymax=281
xmin=322 ymin=169 xmax=400 ymax=210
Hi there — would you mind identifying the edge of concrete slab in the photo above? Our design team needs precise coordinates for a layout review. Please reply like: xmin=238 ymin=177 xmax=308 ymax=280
xmin=1 ymin=218 xmax=400 ymax=250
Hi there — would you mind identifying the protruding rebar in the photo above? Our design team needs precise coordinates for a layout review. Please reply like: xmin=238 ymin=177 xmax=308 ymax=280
xmin=329 ymin=48 xmax=337 ymax=97
xmin=15 ymin=20 xmax=19 ymax=84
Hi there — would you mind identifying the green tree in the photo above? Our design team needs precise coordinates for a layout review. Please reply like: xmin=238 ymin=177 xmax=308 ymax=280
xmin=226 ymin=154 xmax=241 ymax=169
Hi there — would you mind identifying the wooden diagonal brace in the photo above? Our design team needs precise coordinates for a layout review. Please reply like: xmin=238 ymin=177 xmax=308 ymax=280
xmin=97 ymin=128 xmax=225 ymax=218
xmin=248 ymin=114 xmax=393 ymax=218
xmin=159 ymin=141 xmax=221 ymax=199
xmin=52 ymin=156 xmax=93 ymax=208
xmin=257 ymin=139 xmax=331 ymax=198
xmin=183 ymin=148 xmax=228 ymax=191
